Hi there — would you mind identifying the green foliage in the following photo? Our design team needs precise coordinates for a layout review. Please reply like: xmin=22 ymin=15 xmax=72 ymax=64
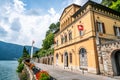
xmin=46 ymin=30 xmax=52 ymax=37
xmin=17 ymin=63 xmax=24 ymax=73
xmin=18 ymin=57 xmax=23 ymax=64
xmin=49 ymin=23 xmax=56 ymax=32
xmin=101 ymin=0 xmax=120 ymax=12
xmin=22 ymin=47 xmax=30 ymax=59
xmin=110 ymin=0 xmax=120 ymax=12
xmin=37 ymin=48 xmax=54 ymax=57
xmin=49 ymin=22 xmax=60 ymax=33
xmin=46 ymin=22 xmax=60 ymax=36
xmin=56 ymin=22 xmax=60 ymax=29
xmin=34 ymin=22 xmax=60 ymax=58
xmin=38 ymin=49 xmax=46 ymax=57
xmin=33 ymin=50 xmax=39 ymax=58
xmin=47 ymin=48 xmax=54 ymax=55
xmin=43 ymin=32 xmax=54 ymax=49
xmin=101 ymin=0 xmax=115 ymax=6
xmin=40 ymin=73 xmax=50 ymax=80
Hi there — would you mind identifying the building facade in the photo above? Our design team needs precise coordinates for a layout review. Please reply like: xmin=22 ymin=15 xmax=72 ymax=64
xmin=54 ymin=1 xmax=120 ymax=75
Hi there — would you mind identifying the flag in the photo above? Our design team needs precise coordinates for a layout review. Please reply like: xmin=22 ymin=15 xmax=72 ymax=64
xmin=78 ymin=25 xmax=83 ymax=31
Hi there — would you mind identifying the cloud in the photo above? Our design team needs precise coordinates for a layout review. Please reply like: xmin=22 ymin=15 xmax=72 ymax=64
xmin=0 ymin=0 xmax=102 ymax=48
xmin=48 ymin=8 xmax=56 ymax=15
xmin=67 ymin=0 xmax=102 ymax=6
xmin=11 ymin=18 xmax=21 ymax=31
xmin=0 ymin=26 xmax=8 ymax=37
xmin=13 ymin=0 xmax=26 ymax=13
xmin=0 ymin=0 xmax=60 ymax=48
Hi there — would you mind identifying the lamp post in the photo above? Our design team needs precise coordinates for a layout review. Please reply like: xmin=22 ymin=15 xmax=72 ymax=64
xmin=31 ymin=40 xmax=35 ymax=59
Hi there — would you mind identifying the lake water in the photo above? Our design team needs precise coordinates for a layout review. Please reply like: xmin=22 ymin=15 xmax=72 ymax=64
xmin=0 ymin=60 xmax=19 ymax=80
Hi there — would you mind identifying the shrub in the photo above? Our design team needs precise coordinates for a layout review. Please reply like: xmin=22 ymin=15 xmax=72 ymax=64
xmin=17 ymin=63 xmax=24 ymax=73
xmin=18 ymin=57 xmax=23 ymax=64
xmin=40 ymin=73 xmax=50 ymax=80
xmin=36 ymin=70 xmax=50 ymax=80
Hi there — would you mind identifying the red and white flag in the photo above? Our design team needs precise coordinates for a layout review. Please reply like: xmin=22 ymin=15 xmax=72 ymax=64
xmin=78 ymin=25 xmax=83 ymax=31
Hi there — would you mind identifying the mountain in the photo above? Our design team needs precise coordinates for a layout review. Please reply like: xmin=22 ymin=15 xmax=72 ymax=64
xmin=0 ymin=41 xmax=39 ymax=60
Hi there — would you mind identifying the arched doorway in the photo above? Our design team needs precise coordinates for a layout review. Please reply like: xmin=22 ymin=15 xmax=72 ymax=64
xmin=64 ymin=52 xmax=68 ymax=67
xmin=79 ymin=48 xmax=88 ymax=69
xmin=48 ymin=57 xmax=50 ymax=65
xmin=56 ymin=53 xmax=59 ymax=65
xmin=111 ymin=50 xmax=120 ymax=76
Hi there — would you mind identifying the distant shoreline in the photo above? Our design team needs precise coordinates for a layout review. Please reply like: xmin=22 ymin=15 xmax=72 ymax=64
xmin=0 ymin=59 xmax=18 ymax=61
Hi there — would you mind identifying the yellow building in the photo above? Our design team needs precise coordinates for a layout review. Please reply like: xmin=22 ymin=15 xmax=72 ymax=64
xmin=54 ymin=0 xmax=120 ymax=74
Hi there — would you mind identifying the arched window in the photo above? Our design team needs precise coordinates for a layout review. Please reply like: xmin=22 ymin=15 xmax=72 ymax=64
xmin=56 ymin=53 xmax=59 ymax=59
xmin=56 ymin=53 xmax=59 ymax=65
xmin=68 ymin=31 xmax=72 ymax=40
xmin=64 ymin=33 xmax=67 ymax=42
xmin=80 ymin=48 xmax=86 ymax=57
xmin=79 ymin=48 xmax=88 ymax=68
xmin=70 ymin=53 xmax=72 ymax=63
xmin=64 ymin=52 xmax=68 ymax=67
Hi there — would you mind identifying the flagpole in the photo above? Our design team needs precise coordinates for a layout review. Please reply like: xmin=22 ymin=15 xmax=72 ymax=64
xmin=30 ymin=41 xmax=34 ymax=59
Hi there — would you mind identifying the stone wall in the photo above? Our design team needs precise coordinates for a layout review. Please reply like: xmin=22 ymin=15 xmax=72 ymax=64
xmin=24 ymin=64 xmax=36 ymax=80
xmin=34 ymin=55 xmax=54 ymax=65
xmin=97 ymin=40 xmax=120 ymax=76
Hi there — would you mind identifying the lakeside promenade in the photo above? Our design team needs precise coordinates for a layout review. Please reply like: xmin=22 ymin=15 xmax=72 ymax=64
xmin=34 ymin=62 xmax=118 ymax=80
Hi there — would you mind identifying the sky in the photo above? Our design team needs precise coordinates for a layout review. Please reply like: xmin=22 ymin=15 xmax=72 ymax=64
xmin=0 ymin=0 xmax=102 ymax=48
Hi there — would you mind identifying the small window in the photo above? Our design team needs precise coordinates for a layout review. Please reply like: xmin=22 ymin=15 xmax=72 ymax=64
xmin=96 ymin=22 xmax=105 ymax=33
xmin=56 ymin=40 xmax=58 ymax=46
xmin=69 ymin=31 xmax=72 ymax=40
xmin=70 ymin=53 xmax=72 ymax=63
xmin=64 ymin=33 xmax=67 ymax=42
xmin=79 ymin=31 xmax=83 ymax=36
xmin=114 ymin=26 xmax=120 ymax=36
xmin=61 ymin=35 xmax=63 ymax=44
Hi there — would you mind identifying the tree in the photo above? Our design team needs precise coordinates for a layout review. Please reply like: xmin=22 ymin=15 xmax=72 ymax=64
xmin=101 ymin=0 xmax=117 ymax=7
xmin=109 ymin=0 xmax=120 ymax=12
xmin=49 ymin=23 xmax=56 ymax=32
xmin=46 ymin=30 xmax=52 ymax=37
xmin=16 ymin=63 xmax=24 ymax=73
xmin=38 ymin=49 xmax=47 ymax=57
xmin=56 ymin=22 xmax=60 ymax=30
xmin=101 ymin=0 xmax=120 ymax=12
xmin=22 ymin=47 xmax=30 ymax=58
xmin=42 ymin=32 xmax=54 ymax=50
xmin=34 ymin=22 xmax=60 ymax=57
xmin=33 ymin=50 xmax=39 ymax=58
xmin=49 ymin=22 xmax=60 ymax=33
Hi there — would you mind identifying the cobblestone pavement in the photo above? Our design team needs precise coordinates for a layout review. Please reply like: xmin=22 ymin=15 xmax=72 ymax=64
xmin=34 ymin=62 xmax=117 ymax=80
